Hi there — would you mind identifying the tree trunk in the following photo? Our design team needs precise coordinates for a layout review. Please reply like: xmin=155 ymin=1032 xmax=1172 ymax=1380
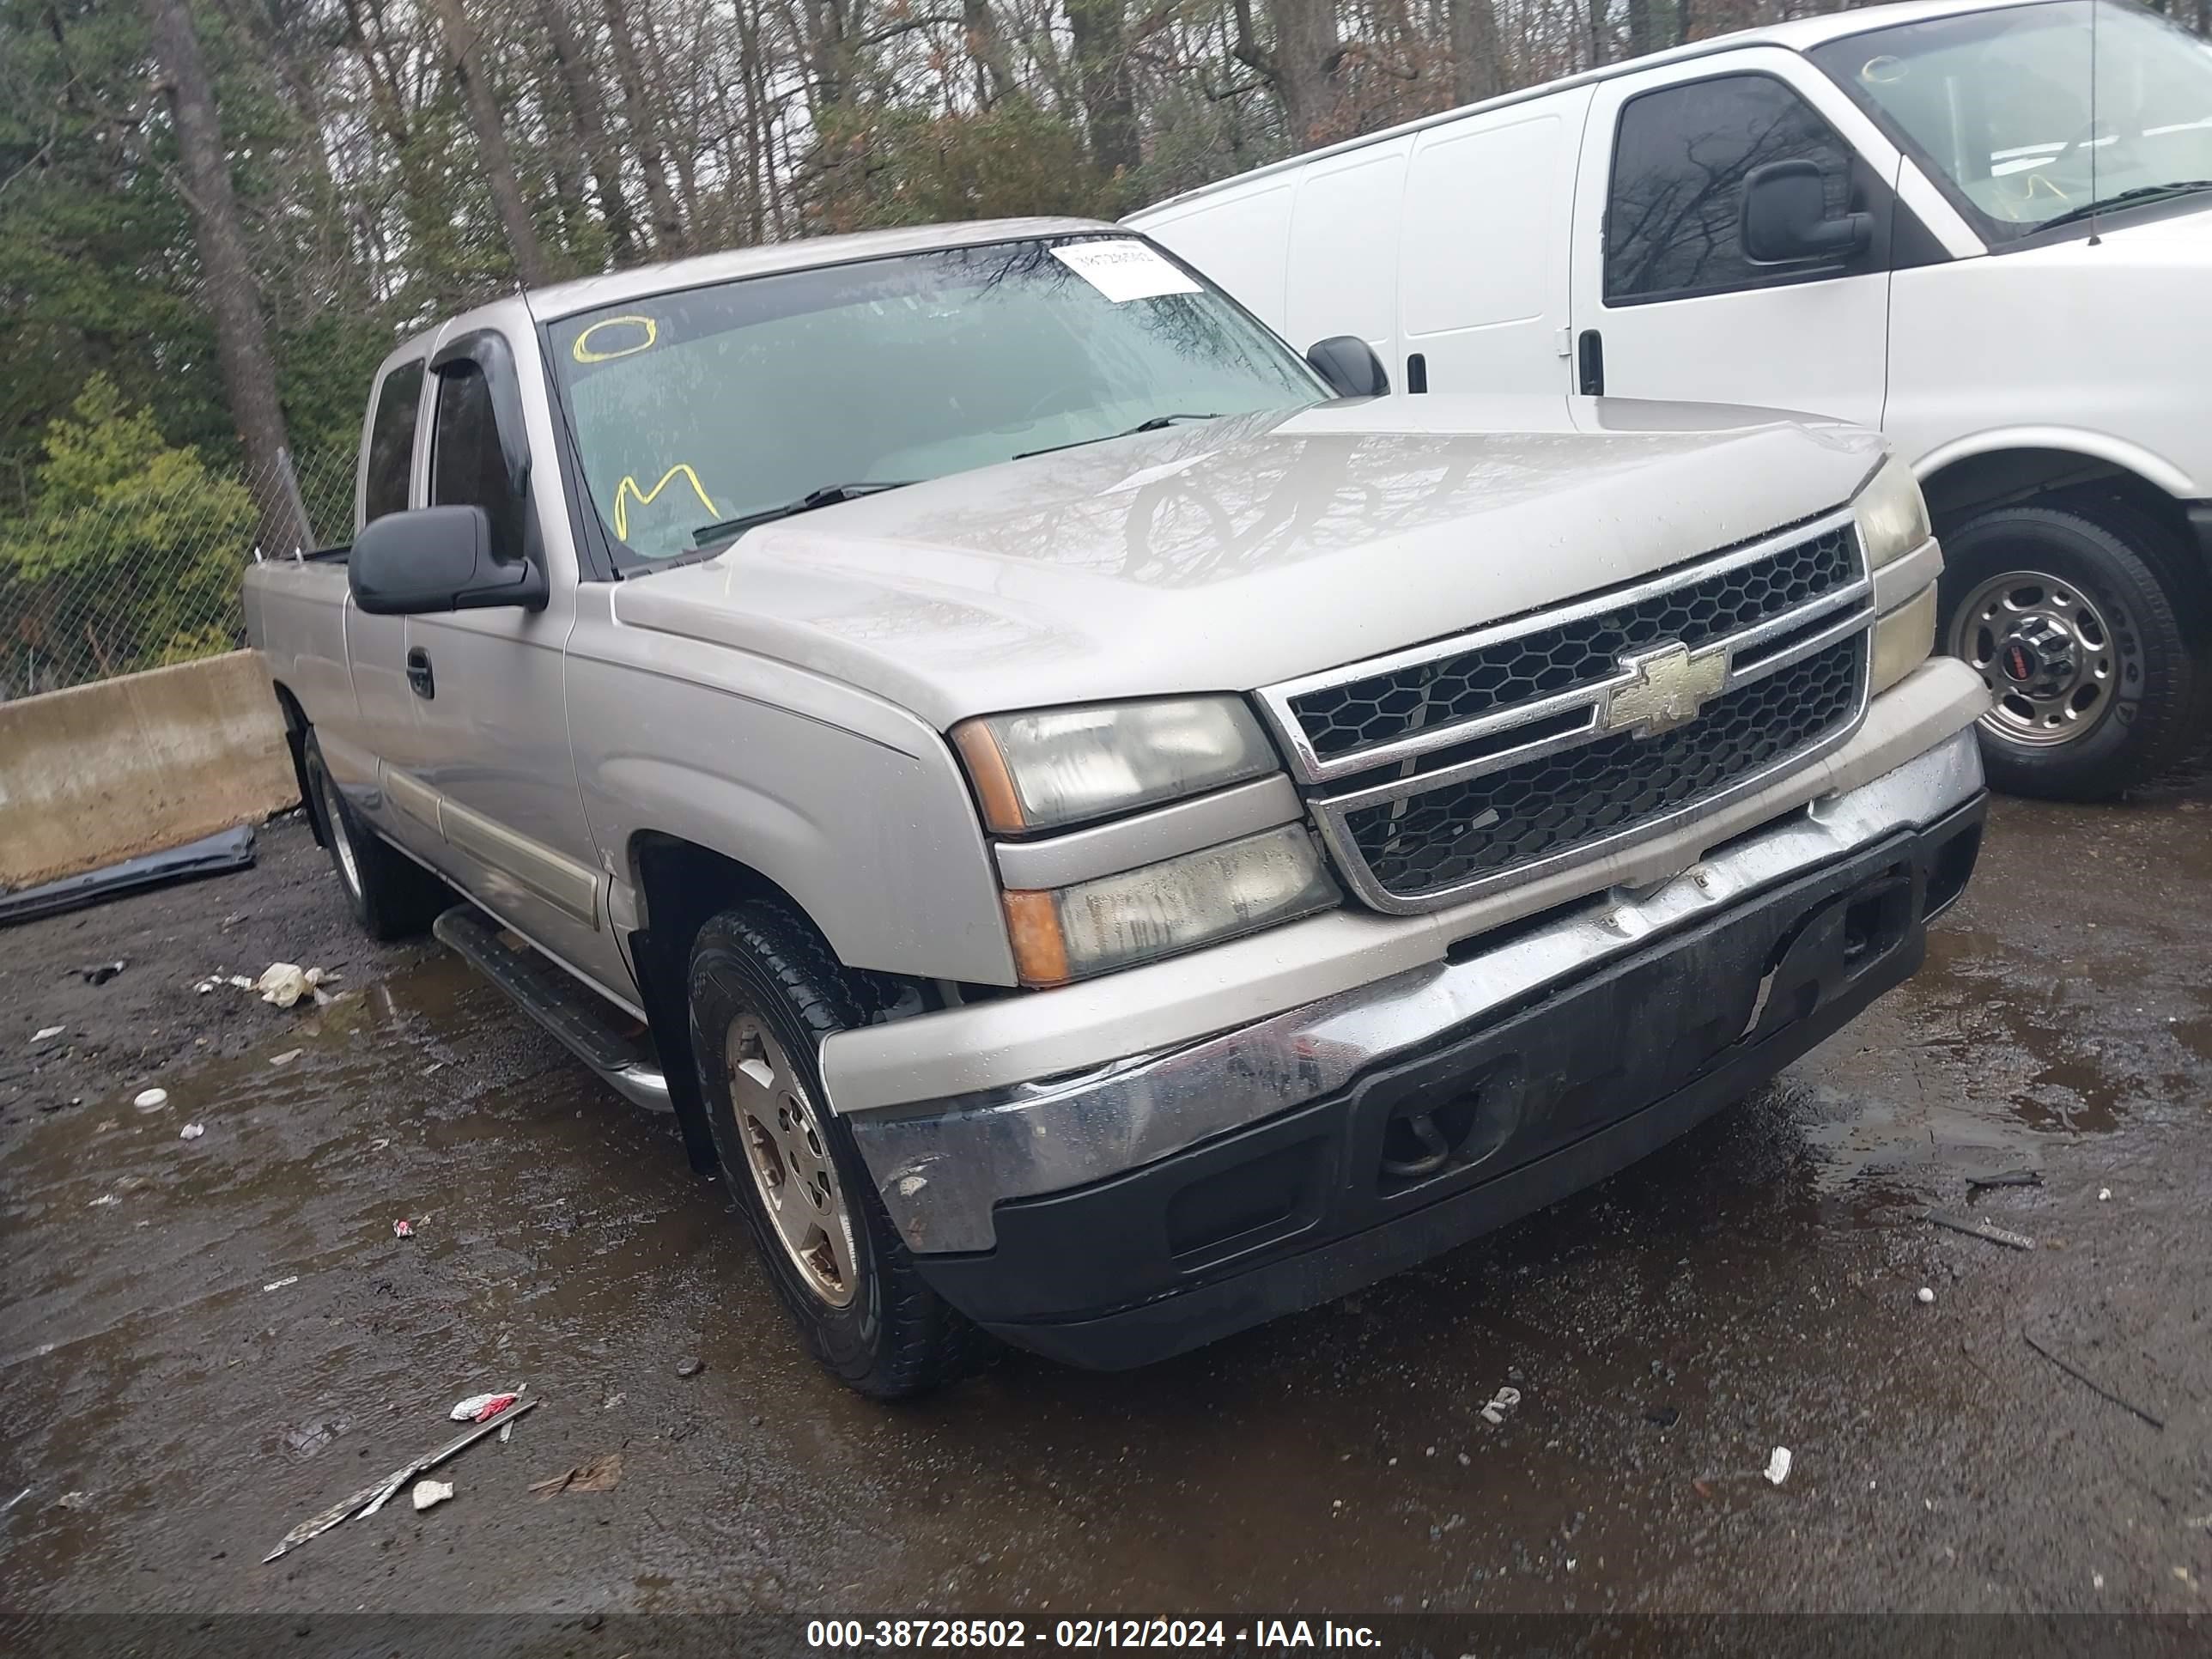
xmin=1626 ymin=0 xmax=1655 ymax=58
xmin=599 ymin=0 xmax=686 ymax=253
xmin=1236 ymin=0 xmax=1349 ymax=149
xmin=960 ymin=0 xmax=1017 ymax=106
xmin=141 ymin=0 xmax=308 ymax=556
xmin=1067 ymin=0 xmax=1140 ymax=175
xmin=538 ymin=0 xmax=641 ymax=263
xmin=426 ymin=0 xmax=550 ymax=286
xmin=1589 ymin=0 xmax=1610 ymax=68
xmin=1448 ymin=0 xmax=1504 ymax=104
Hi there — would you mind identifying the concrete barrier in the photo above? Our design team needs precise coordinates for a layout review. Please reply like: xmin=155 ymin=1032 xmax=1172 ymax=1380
xmin=0 ymin=651 xmax=298 ymax=889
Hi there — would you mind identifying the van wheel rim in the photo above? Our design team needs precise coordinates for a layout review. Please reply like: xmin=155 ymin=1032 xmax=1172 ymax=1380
xmin=1949 ymin=569 xmax=2119 ymax=750
xmin=725 ymin=1012 xmax=858 ymax=1308
xmin=319 ymin=775 xmax=362 ymax=899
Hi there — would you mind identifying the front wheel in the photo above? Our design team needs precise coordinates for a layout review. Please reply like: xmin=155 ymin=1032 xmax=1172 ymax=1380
xmin=1939 ymin=504 xmax=2201 ymax=800
xmin=686 ymin=902 xmax=991 ymax=1399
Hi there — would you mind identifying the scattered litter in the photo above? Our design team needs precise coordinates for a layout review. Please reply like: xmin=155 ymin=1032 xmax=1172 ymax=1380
xmin=256 ymin=963 xmax=334 ymax=1010
xmin=1764 ymin=1447 xmax=1792 ymax=1486
xmin=2099 ymin=1188 xmax=2112 ymax=1202
xmin=2 ymin=1486 xmax=29 ymax=1516
xmin=2184 ymin=1514 xmax=2212 ymax=1532
xmin=499 ymin=1421 xmax=514 ymax=1444
xmin=1479 ymin=1385 xmax=1522 ymax=1425
xmin=603 ymin=1392 xmax=625 ymax=1411
xmin=2022 ymin=1330 xmax=2165 ymax=1430
xmin=392 ymin=1218 xmax=415 ymax=1239
xmin=76 ymin=960 xmax=127 ymax=985
xmin=2094 ymin=1573 xmax=2106 ymax=1590
xmin=88 ymin=1194 xmax=119 ymax=1208
xmin=262 ymin=1396 xmax=537 ymax=1562
xmin=56 ymin=1491 xmax=89 ymax=1510
xmin=132 ymin=1088 xmax=168 ymax=1111
xmin=675 ymin=1356 xmax=704 ymax=1378
xmin=368 ymin=1138 xmax=390 ymax=1152
xmin=1925 ymin=1208 xmax=2035 ymax=1250
xmin=0 ymin=825 xmax=256 ymax=927
xmin=1917 ymin=1287 xmax=1936 ymax=1304
xmin=449 ymin=1392 xmax=520 ymax=1424
xmin=32 ymin=1025 xmax=65 ymax=1045
xmin=270 ymin=1049 xmax=302 ymax=1067
xmin=179 ymin=1122 xmax=204 ymax=1141
xmin=283 ymin=1418 xmax=348 ymax=1457
xmin=410 ymin=1480 xmax=454 ymax=1512
xmin=1644 ymin=1407 xmax=1680 ymax=1428
xmin=422 ymin=1060 xmax=447 ymax=1075
xmin=1965 ymin=1169 xmax=2042 ymax=1191
xmin=529 ymin=1452 xmax=623 ymax=1500
xmin=264 ymin=1276 xmax=299 ymax=1292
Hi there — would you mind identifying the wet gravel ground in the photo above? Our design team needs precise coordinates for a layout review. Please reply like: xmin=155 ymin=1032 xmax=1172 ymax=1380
xmin=3 ymin=787 xmax=2209 ymax=1620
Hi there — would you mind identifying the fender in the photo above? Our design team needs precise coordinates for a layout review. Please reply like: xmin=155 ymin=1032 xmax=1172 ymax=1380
xmin=1911 ymin=425 xmax=2203 ymax=506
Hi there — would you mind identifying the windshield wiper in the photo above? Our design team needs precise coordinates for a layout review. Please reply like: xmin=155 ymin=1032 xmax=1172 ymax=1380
xmin=1015 ymin=412 xmax=1223 ymax=460
xmin=2033 ymin=179 xmax=2212 ymax=234
xmin=692 ymin=480 xmax=914 ymax=546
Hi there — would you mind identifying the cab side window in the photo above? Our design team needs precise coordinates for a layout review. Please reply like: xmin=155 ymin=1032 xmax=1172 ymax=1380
xmin=362 ymin=362 xmax=423 ymax=524
xmin=1605 ymin=75 xmax=1858 ymax=303
xmin=429 ymin=360 xmax=524 ymax=563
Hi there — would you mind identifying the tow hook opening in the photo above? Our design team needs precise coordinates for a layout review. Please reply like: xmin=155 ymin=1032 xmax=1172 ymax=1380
xmin=1376 ymin=1064 xmax=1514 ymax=1194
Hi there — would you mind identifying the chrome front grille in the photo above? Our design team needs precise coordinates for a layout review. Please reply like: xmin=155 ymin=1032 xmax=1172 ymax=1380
xmin=1257 ymin=509 xmax=1874 ymax=915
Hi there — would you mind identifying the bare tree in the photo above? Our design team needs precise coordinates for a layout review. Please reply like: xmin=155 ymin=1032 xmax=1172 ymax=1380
xmin=426 ymin=0 xmax=552 ymax=283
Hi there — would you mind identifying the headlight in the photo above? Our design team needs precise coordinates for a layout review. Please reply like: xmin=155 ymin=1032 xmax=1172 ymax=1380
xmin=952 ymin=696 xmax=1276 ymax=834
xmin=1001 ymin=825 xmax=1340 ymax=987
xmin=1853 ymin=453 xmax=1931 ymax=569
xmin=1871 ymin=583 xmax=1937 ymax=694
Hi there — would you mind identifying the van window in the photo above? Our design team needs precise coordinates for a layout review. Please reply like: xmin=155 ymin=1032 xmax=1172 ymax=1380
xmin=430 ymin=361 xmax=524 ymax=563
xmin=1605 ymin=74 xmax=1856 ymax=303
xmin=362 ymin=362 xmax=422 ymax=524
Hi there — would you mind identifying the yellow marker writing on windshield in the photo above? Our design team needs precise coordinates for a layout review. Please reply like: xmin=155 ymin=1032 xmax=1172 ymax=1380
xmin=573 ymin=314 xmax=659 ymax=363
xmin=612 ymin=464 xmax=718 ymax=541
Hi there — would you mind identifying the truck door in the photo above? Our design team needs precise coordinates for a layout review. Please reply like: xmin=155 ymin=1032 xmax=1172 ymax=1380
xmin=1566 ymin=49 xmax=1906 ymax=428
xmin=385 ymin=329 xmax=630 ymax=998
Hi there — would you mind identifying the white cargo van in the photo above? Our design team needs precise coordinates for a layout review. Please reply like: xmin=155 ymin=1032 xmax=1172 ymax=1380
xmin=1129 ymin=0 xmax=2212 ymax=799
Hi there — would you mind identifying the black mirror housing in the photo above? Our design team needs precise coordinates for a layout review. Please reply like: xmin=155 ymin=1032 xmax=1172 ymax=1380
xmin=1306 ymin=335 xmax=1392 ymax=399
xmin=1741 ymin=160 xmax=1873 ymax=264
xmin=349 ymin=505 xmax=547 ymax=616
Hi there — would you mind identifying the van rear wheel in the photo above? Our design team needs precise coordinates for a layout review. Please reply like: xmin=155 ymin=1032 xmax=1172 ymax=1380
xmin=1939 ymin=504 xmax=2199 ymax=800
xmin=685 ymin=902 xmax=993 ymax=1399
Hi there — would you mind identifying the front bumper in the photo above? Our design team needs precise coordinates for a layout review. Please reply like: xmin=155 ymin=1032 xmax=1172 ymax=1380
xmin=850 ymin=728 xmax=1987 ymax=1367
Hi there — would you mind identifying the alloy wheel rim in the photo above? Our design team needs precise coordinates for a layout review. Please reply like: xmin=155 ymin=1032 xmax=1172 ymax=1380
xmin=1948 ymin=568 xmax=2121 ymax=749
xmin=319 ymin=775 xmax=362 ymax=898
xmin=725 ymin=1012 xmax=858 ymax=1308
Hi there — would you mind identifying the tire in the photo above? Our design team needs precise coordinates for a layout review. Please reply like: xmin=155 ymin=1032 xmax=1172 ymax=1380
xmin=301 ymin=732 xmax=453 ymax=940
xmin=685 ymin=902 xmax=993 ymax=1399
xmin=1938 ymin=504 xmax=2201 ymax=800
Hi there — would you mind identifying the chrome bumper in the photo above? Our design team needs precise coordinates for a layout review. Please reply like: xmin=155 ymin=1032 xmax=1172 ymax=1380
xmin=849 ymin=727 xmax=1984 ymax=1255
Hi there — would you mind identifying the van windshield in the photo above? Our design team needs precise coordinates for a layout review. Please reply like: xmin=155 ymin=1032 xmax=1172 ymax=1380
xmin=1810 ymin=1 xmax=2212 ymax=240
xmin=545 ymin=237 xmax=1327 ymax=562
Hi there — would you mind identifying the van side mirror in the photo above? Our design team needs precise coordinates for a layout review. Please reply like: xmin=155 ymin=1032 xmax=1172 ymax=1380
xmin=349 ymin=505 xmax=547 ymax=616
xmin=1741 ymin=161 xmax=1872 ymax=264
xmin=1306 ymin=336 xmax=1391 ymax=399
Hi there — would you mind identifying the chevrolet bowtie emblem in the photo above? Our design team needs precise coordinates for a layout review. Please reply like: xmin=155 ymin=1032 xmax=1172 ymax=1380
xmin=1599 ymin=641 xmax=1728 ymax=737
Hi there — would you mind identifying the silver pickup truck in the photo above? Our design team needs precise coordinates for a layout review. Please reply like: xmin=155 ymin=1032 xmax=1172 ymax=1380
xmin=245 ymin=217 xmax=1990 ymax=1396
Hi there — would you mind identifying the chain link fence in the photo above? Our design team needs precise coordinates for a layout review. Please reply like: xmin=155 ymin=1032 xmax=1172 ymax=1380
xmin=0 ymin=447 xmax=356 ymax=703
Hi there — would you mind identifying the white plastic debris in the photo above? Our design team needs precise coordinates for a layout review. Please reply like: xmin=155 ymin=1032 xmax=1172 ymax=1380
xmin=1917 ymin=1287 xmax=1936 ymax=1304
xmin=179 ymin=1122 xmax=205 ymax=1141
xmin=89 ymin=1194 xmax=119 ymax=1208
xmin=264 ymin=1276 xmax=300 ymax=1292
xmin=132 ymin=1087 xmax=168 ymax=1110
xmin=57 ymin=1491 xmax=89 ymax=1510
xmin=270 ymin=1048 xmax=302 ymax=1066
xmin=1480 ymin=1385 xmax=1522 ymax=1425
xmin=410 ymin=1479 xmax=454 ymax=1512
xmin=2099 ymin=1188 xmax=2112 ymax=1202
xmin=257 ymin=963 xmax=327 ymax=1009
xmin=33 ymin=1025 xmax=65 ymax=1044
xmin=1764 ymin=1447 xmax=1792 ymax=1486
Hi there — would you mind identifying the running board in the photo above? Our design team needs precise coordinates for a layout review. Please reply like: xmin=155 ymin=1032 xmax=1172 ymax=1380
xmin=432 ymin=905 xmax=672 ymax=1115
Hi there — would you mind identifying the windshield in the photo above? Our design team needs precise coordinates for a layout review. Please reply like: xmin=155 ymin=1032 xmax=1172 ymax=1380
xmin=545 ymin=237 xmax=1327 ymax=561
xmin=1810 ymin=0 xmax=2212 ymax=239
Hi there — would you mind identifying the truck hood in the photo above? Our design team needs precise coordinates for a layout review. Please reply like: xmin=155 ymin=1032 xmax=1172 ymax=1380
xmin=613 ymin=392 xmax=1884 ymax=731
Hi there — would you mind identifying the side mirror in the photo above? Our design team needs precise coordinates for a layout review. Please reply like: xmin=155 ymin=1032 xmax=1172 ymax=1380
xmin=349 ymin=505 xmax=547 ymax=616
xmin=1741 ymin=160 xmax=1872 ymax=264
xmin=1305 ymin=335 xmax=1391 ymax=399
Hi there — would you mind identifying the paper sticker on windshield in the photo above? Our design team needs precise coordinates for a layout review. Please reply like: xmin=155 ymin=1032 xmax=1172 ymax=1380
xmin=1050 ymin=241 xmax=1201 ymax=304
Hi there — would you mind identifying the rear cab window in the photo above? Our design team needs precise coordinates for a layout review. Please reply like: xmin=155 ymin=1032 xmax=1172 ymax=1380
xmin=362 ymin=361 xmax=424 ymax=525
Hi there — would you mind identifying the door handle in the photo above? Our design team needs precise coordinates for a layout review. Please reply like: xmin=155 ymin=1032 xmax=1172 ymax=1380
xmin=1577 ymin=329 xmax=1606 ymax=397
xmin=406 ymin=647 xmax=434 ymax=700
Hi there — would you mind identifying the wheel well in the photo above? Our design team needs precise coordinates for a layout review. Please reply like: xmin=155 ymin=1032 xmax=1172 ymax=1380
xmin=1922 ymin=447 xmax=2201 ymax=595
xmin=269 ymin=682 xmax=324 ymax=848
